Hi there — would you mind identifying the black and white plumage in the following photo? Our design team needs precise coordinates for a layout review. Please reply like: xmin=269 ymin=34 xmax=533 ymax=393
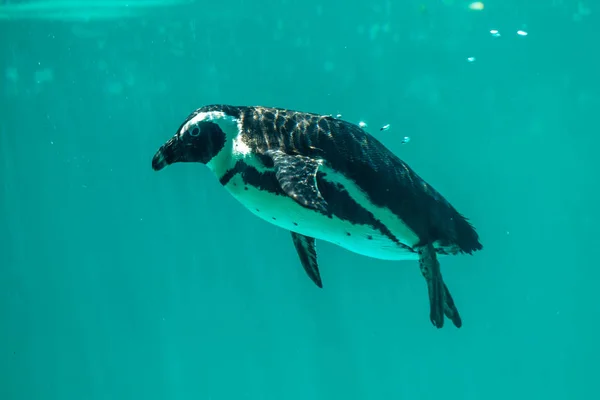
xmin=151 ymin=104 xmax=483 ymax=329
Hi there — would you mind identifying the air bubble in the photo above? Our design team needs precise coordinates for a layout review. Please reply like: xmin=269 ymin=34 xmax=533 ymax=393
xmin=468 ymin=2 xmax=484 ymax=11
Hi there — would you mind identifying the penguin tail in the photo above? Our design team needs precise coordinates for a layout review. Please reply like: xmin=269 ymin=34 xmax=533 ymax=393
xmin=451 ymin=211 xmax=483 ymax=255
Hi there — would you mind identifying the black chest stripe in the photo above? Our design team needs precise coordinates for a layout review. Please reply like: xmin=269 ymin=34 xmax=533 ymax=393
xmin=219 ymin=160 xmax=285 ymax=196
xmin=243 ymin=167 xmax=286 ymax=196
xmin=219 ymin=160 xmax=244 ymax=186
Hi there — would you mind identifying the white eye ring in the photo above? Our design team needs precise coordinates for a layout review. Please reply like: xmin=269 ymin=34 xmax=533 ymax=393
xmin=189 ymin=125 xmax=200 ymax=137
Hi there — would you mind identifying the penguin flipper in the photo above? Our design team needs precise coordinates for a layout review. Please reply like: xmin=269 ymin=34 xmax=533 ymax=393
xmin=265 ymin=149 xmax=329 ymax=213
xmin=418 ymin=243 xmax=462 ymax=328
xmin=290 ymin=232 xmax=322 ymax=288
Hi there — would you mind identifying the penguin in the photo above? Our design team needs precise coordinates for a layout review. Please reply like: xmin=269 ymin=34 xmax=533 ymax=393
xmin=151 ymin=104 xmax=483 ymax=329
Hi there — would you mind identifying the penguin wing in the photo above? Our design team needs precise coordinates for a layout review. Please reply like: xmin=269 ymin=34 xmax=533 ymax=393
xmin=264 ymin=149 xmax=330 ymax=213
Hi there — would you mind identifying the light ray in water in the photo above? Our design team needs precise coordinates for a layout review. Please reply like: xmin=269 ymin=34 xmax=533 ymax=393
xmin=0 ymin=0 xmax=195 ymax=21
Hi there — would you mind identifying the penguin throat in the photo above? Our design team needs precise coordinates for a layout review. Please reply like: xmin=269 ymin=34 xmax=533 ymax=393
xmin=206 ymin=140 xmax=234 ymax=177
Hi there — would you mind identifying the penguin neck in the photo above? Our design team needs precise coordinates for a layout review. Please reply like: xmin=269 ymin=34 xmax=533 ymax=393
xmin=206 ymin=140 xmax=234 ymax=179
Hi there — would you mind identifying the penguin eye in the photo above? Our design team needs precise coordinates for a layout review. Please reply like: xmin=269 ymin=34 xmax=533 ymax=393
xmin=189 ymin=126 xmax=201 ymax=137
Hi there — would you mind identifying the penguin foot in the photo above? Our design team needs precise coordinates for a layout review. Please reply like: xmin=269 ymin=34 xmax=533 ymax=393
xmin=418 ymin=243 xmax=462 ymax=329
xmin=442 ymin=282 xmax=462 ymax=328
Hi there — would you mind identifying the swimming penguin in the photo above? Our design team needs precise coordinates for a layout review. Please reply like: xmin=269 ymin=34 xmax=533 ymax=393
xmin=152 ymin=105 xmax=483 ymax=329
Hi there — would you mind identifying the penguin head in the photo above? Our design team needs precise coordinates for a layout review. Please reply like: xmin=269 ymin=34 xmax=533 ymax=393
xmin=152 ymin=110 xmax=240 ymax=171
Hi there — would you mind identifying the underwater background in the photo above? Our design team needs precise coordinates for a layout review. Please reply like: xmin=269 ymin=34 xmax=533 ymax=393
xmin=1 ymin=0 xmax=598 ymax=399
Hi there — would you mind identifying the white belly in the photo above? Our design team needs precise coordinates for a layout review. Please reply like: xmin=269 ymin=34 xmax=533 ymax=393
xmin=224 ymin=169 xmax=420 ymax=261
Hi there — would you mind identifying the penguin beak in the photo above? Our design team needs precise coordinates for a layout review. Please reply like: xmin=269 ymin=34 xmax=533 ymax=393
xmin=152 ymin=137 xmax=178 ymax=171
xmin=152 ymin=150 xmax=167 ymax=171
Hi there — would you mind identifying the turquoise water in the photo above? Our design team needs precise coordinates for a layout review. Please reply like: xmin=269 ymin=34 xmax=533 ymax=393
xmin=1 ymin=1 xmax=598 ymax=399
